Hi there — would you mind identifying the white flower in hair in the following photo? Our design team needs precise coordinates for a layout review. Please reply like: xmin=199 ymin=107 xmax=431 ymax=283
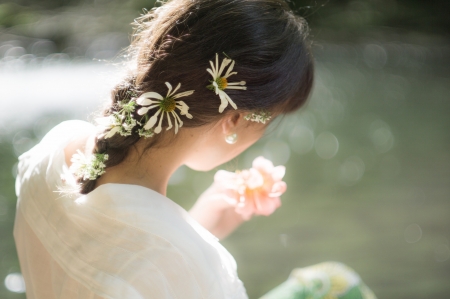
xmin=244 ymin=110 xmax=272 ymax=124
xmin=96 ymin=100 xmax=137 ymax=139
xmin=207 ymin=53 xmax=247 ymax=113
xmin=136 ymin=82 xmax=194 ymax=134
xmin=96 ymin=114 xmax=124 ymax=139
xmin=70 ymin=150 xmax=109 ymax=181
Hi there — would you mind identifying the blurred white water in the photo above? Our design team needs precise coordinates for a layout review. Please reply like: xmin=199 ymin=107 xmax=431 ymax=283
xmin=0 ymin=62 xmax=125 ymax=128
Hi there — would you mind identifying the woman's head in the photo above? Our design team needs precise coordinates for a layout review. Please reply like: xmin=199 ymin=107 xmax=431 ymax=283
xmin=131 ymin=0 xmax=313 ymax=119
xmin=77 ymin=0 xmax=314 ymax=194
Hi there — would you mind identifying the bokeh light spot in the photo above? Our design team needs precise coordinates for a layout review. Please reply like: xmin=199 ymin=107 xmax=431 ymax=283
xmin=369 ymin=120 xmax=394 ymax=153
xmin=263 ymin=139 xmax=291 ymax=165
xmin=31 ymin=40 xmax=57 ymax=57
xmin=4 ymin=47 xmax=26 ymax=58
xmin=4 ymin=273 xmax=26 ymax=293
xmin=12 ymin=130 xmax=35 ymax=157
xmin=363 ymin=44 xmax=387 ymax=69
xmin=279 ymin=234 xmax=288 ymax=248
xmin=289 ymin=125 xmax=314 ymax=155
xmin=435 ymin=244 xmax=450 ymax=262
xmin=338 ymin=156 xmax=365 ymax=186
xmin=315 ymin=132 xmax=339 ymax=159
xmin=404 ymin=223 xmax=422 ymax=243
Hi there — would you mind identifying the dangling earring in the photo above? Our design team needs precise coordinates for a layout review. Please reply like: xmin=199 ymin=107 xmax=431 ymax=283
xmin=225 ymin=133 xmax=238 ymax=144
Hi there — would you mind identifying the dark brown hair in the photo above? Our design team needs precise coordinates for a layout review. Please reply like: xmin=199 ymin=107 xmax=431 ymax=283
xmin=77 ymin=0 xmax=314 ymax=194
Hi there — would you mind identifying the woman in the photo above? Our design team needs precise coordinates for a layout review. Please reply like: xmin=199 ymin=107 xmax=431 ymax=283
xmin=13 ymin=0 xmax=375 ymax=298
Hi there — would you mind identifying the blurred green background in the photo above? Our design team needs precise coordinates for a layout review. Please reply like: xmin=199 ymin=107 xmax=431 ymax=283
xmin=0 ymin=0 xmax=449 ymax=298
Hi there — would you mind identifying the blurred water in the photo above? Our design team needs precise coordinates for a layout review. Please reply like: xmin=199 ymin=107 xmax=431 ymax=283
xmin=0 ymin=40 xmax=449 ymax=299
xmin=0 ymin=62 xmax=125 ymax=129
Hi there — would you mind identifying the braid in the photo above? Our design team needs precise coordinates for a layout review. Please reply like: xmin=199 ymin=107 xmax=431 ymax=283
xmin=76 ymin=76 xmax=143 ymax=194
xmin=73 ymin=0 xmax=315 ymax=194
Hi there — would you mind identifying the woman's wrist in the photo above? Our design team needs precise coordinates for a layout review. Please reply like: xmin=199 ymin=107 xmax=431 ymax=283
xmin=189 ymin=186 xmax=248 ymax=239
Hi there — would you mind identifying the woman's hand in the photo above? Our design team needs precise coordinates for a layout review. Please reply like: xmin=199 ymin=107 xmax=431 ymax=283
xmin=189 ymin=183 xmax=247 ymax=240
xmin=189 ymin=156 xmax=287 ymax=240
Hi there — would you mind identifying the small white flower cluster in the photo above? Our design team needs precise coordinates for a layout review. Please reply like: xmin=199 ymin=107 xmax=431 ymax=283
xmin=70 ymin=150 xmax=109 ymax=181
xmin=244 ymin=110 xmax=272 ymax=124
xmin=96 ymin=97 xmax=155 ymax=139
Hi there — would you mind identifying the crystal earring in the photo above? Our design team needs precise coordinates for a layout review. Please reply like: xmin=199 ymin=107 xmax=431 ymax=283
xmin=225 ymin=133 xmax=238 ymax=144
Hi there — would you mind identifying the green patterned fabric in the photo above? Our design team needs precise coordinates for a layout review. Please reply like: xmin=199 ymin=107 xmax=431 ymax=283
xmin=260 ymin=262 xmax=376 ymax=299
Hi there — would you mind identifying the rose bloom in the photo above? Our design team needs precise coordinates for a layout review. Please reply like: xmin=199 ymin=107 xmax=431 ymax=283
xmin=214 ymin=156 xmax=287 ymax=220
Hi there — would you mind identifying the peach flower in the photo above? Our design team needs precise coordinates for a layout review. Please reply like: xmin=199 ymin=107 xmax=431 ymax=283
xmin=214 ymin=156 xmax=287 ymax=220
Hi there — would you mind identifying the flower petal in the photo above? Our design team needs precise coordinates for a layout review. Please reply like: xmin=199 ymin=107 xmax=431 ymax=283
xmin=155 ymin=110 xmax=164 ymax=133
xmin=137 ymin=92 xmax=163 ymax=103
xmin=171 ymin=111 xmax=179 ymax=134
xmin=144 ymin=108 xmax=161 ymax=130
xmin=212 ymin=81 xmax=220 ymax=95
xmin=217 ymin=90 xmax=230 ymax=113
xmin=272 ymin=165 xmax=286 ymax=181
xmin=175 ymin=100 xmax=192 ymax=118
xmin=224 ymin=72 xmax=237 ymax=79
xmin=172 ymin=90 xmax=194 ymax=99
xmin=270 ymin=181 xmax=287 ymax=197
xmin=171 ymin=82 xmax=181 ymax=96
xmin=228 ymin=97 xmax=238 ymax=110
xmin=246 ymin=168 xmax=264 ymax=189
xmin=206 ymin=68 xmax=216 ymax=79
xmin=225 ymin=86 xmax=247 ymax=90
xmin=104 ymin=126 xmax=120 ymax=139
xmin=227 ymin=81 xmax=246 ymax=86
xmin=137 ymin=104 xmax=158 ymax=115
xmin=165 ymin=82 xmax=173 ymax=97
xmin=224 ymin=60 xmax=235 ymax=77
xmin=166 ymin=112 xmax=173 ymax=131
xmin=221 ymin=90 xmax=238 ymax=110
xmin=208 ymin=60 xmax=217 ymax=77
xmin=218 ymin=58 xmax=232 ymax=77
xmin=172 ymin=111 xmax=183 ymax=129
xmin=136 ymin=98 xmax=159 ymax=106
xmin=252 ymin=156 xmax=274 ymax=173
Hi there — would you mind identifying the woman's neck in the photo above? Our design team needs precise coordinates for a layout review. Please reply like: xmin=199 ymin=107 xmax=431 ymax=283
xmin=94 ymin=131 xmax=193 ymax=197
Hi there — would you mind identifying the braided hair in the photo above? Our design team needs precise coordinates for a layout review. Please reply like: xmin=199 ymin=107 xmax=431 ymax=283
xmin=75 ymin=0 xmax=314 ymax=194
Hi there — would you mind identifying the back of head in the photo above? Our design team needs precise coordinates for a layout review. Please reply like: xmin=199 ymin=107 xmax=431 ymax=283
xmin=77 ymin=0 xmax=314 ymax=194
xmin=132 ymin=0 xmax=314 ymax=120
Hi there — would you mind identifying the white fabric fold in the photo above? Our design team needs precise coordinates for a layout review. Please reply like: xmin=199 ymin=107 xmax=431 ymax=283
xmin=14 ymin=120 xmax=248 ymax=299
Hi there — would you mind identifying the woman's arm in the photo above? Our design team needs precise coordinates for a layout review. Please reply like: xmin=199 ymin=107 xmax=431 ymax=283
xmin=189 ymin=184 xmax=246 ymax=240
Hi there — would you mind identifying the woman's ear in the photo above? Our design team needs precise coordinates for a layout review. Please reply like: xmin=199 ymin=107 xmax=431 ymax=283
xmin=221 ymin=112 xmax=243 ymax=135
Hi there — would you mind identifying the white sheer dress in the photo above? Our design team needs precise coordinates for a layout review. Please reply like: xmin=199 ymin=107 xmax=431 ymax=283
xmin=13 ymin=120 xmax=248 ymax=299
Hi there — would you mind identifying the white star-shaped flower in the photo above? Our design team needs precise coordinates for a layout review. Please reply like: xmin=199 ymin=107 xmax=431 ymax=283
xmin=207 ymin=53 xmax=247 ymax=113
xmin=136 ymin=82 xmax=194 ymax=134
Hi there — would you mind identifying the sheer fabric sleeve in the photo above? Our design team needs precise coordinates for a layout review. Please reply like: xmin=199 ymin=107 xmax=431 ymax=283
xmin=14 ymin=120 xmax=247 ymax=299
